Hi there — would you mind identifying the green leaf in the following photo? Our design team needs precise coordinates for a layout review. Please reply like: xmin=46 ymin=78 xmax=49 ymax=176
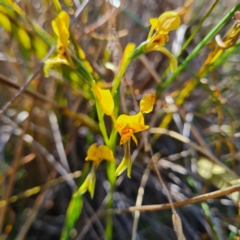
xmin=78 ymin=170 xmax=96 ymax=199
xmin=115 ymin=142 xmax=132 ymax=178
xmin=61 ymin=193 xmax=83 ymax=240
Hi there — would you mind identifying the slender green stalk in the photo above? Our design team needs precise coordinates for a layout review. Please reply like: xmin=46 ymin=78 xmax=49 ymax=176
xmin=95 ymin=100 xmax=110 ymax=145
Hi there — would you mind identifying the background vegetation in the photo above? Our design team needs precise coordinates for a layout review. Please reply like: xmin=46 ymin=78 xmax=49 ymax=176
xmin=1 ymin=0 xmax=240 ymax=239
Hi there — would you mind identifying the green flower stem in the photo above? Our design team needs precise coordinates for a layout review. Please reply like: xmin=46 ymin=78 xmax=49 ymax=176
xmin=106 ymin=43 xmax=147 ymax=240
xmin=104 ymin=42 xmax=147 ymax=240
xmin=105 ymin=91 xmax=120 ymax=240
xmin=94 ymin=98 xmax=109 ymax=145
xmin=108 ymin=41 xmax=149 ymax=183
xmin=159 ymin=2 xmax=240 ymax=94
xmin=52 ymin=0 xmax=62 ymax=12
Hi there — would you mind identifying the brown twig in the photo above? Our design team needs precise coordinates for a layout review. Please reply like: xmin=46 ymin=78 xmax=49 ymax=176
xmin=105 ymin=183 xmax=240 ymax=215
xmin=77 ymin=168 xmax=240 ymax=233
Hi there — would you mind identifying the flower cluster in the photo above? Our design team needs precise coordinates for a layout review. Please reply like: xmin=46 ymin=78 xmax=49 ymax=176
xmin=78 ymin=11 xmax=180 ymax=197
xmin=44 ymin=8 xmax=180 ymax=197
xmin=94 ymin=87 xmax=156 ymax=178
xmin=114 ymin=94 xmax=156 ymax=177
xmin=79 ymin=88 xmax=156 ymax=196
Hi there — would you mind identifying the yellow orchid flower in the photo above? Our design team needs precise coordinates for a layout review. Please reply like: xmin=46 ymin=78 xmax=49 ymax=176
xmin=52 ymin=11 xmax=70 ymax=57
xmin=140 ymin=94 xmax=156 ymax=113
xmin=115 ymin=112 xmax=149 ymax=146
xmin=150 ymin=11 xmax=180 ymax=34
xmin=93 ymin=85 xmax=114 ymax=116
xmin=79 ymin=143 xmax=115 ymax=198
xmin=147 ymin=11 xmax=180 ymax=48
xmin=115 ymin=141 xmax=132 ymax=178
xmin=115 ymin=95 xmax=155 ymax=177
xmin=85 ymin=143 xmax=115 ymax=167
xmin=144 ymin=11 xmax=180 ymax=73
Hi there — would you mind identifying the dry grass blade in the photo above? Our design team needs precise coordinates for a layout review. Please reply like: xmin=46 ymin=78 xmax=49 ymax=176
xmin=172 ymin=212 xmax=186 ymax=240
xmin=49 ymin=111 xmax=71 ymax=173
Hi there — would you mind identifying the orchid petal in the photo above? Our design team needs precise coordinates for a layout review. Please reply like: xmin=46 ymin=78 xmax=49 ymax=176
xmin=149 ymin=46 xmax=178 ymax=73
xmin=44 ymin=57 xmax=69 ymax=77
xmin=52 ymin=11 xmax=70 ymax=48
xmin=140 ymin=94 xmax=156 ymax=113
xmin=115 ymin=142 xmax=132 ymax=178
xmin=79 ymin=168 xmax=96 ymax=198
xmin=93 ymin=85 xmax=114 ymax=116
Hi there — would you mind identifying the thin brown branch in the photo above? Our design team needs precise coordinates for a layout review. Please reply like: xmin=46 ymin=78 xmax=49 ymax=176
xmin=105 ymin=184 xmax=240 ymax=215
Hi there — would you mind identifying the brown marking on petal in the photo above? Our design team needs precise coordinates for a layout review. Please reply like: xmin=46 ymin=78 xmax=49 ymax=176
xmin=120 ymin=128 xmax=134 ymax=145
xmin=152 ymin=35 xmax=165 ymax=45
xmin=58 ymin=45 xmax=63 ymax=51
xmin=122 ymin=128 xmax=133 ymax=135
